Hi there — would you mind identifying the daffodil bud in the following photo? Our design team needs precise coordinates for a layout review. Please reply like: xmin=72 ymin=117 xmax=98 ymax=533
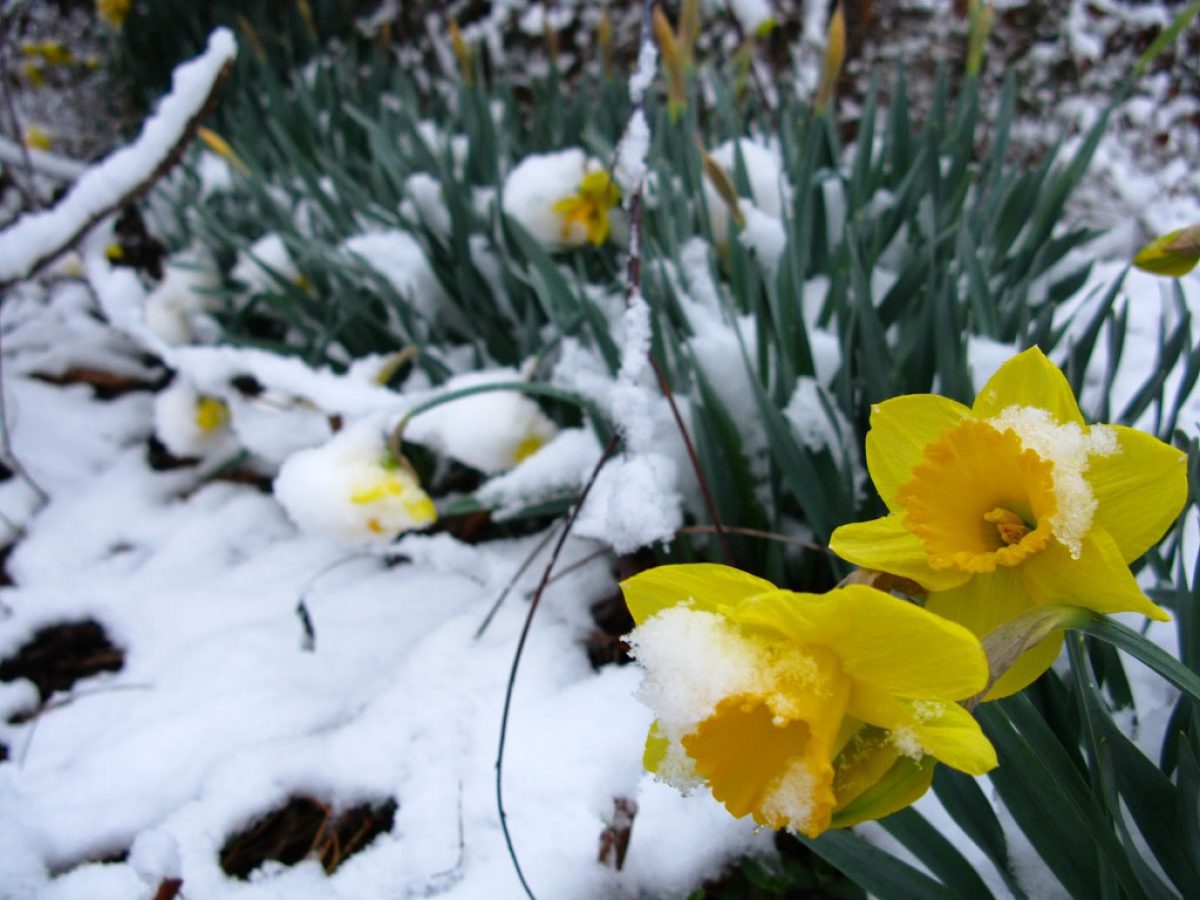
xmin=815 ymin=3 xmax=846 ymax=114
xmin=1133 ymin=223 xmax=1200 ymax=278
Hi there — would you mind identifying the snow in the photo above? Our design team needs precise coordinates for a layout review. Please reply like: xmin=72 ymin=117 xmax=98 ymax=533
xmin=988 ymin=406 xmax=1118 ymax=558
xmin=341 ymin=229 xmax=448 ymax=324
xmin=0 ymin=29 xmax=237 ymax=284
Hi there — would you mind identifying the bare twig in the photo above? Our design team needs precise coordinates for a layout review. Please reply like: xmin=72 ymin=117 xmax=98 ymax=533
xmin=625 ymin=1 xmax=732 ymax=564
xmin=495 ymin=433 xmax=619 ymax=900
xmin=0 ymin=22 xmax=41 ymax=211
xmin=475 ymin=524 xmax=559 ymax=639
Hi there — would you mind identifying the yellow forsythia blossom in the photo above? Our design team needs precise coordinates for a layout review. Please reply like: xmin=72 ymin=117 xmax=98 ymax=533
xmin=623 ymin=564 xmax=996 ymax=837
xmin=831 ymin=347 xmax=1185 ymax=698
xmin=551 ymin=170 xmax=621 ymax=246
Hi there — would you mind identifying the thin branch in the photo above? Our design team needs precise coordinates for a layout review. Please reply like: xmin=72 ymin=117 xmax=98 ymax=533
xmin=495 ymin=433 xmax=619 ymax=900
xmin=0 ymin=28 xmax=41 ymax=210
xmin=623 ymin=0 xmax=732 ymax=563
xmin=475 ymin=524 xmax=559 ymax=639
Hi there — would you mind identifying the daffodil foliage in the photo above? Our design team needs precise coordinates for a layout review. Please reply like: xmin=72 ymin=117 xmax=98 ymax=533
xmin=831 ymin=347 xmax=1186 ymax=697
xmin=622 ymin=564 xmax=997 ymax=837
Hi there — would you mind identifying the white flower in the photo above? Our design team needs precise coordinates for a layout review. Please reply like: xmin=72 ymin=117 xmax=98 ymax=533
xmin=274 ymin=421 xmax=436 ymax=546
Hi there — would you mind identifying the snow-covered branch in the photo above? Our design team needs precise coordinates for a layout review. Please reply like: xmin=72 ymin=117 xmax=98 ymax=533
xmin=0 ymin=28 xmax=238 ymax=289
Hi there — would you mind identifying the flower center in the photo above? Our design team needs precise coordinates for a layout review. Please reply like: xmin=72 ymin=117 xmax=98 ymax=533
xmin=551 ymin=170 xmax=620 ymax=245
xmin=194 ymin=396 xmax=229 ymax=433
xmin=681 ymin=644 xmax=849 ymax=836
xmin=896 ymin=418 xmax=1057 ymax=573
xmin=984 ymin=507 xmax=1030 ymax=545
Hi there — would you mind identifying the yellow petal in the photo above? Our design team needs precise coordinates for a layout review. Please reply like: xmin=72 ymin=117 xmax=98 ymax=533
xmin=830 ymin=755 xmax=936 ymax=830
xmin=846 ymin=683 xmax=995 ymax=774
xmin=1133 ymin=225 xmax=1200 ymax=278
xmin=972 ymin=346 xmax=1085 ymax=426
xmin=1022 ymin=529 xmax=1170 ymax=622
xmin=620 ymin=563 xmax=777 ymax=625
xmin=734 ymin=585 xmax=988 ymax=701
xmin=829 ymin=516 xmax=971 ymax=592
xmin=905 ymin=701 xmax=997 ymax=775
xmin=924 ymin=567 xmax=1060 ymax=699
xmin=1087 ymin=426 xmax=1187 ymax=563
xmin=865 ymin=394 xmax=969 ymax=510
xmin=644 ymin=720 xmax=669 ymax=773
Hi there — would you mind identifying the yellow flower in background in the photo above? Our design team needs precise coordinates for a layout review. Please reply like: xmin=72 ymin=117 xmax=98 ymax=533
xmin=551 ymin=170 xmax=620 ymax=246
xmin=23 ymin=125 xmax=52 ymax=151
xmin=1133 ymin=223 xmax=1200 ymax=278
xmin=194 ymin=396 xmax=229 ymax=433
xmin=830 ymin=347 xmax=1185 ymax=698
xmin=623 ymin=564 xmax=996 ymax=837
xmin=96 ymin=0 xmax=132 ymax=27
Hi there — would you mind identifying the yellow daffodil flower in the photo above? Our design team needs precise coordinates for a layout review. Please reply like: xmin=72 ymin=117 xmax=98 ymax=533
xmin=830 ymin=347 xmax=1186 ymax=698
xmin=348 ymin=454 xmax=437 ymax=537
xmin=551 ymin=170 xmax=620 ymax=246
xmin=23 ymin=125 xmax=52 ymax=151
xmin=623 ymin=564 xmax=996 ymax=837
xmin=96 ymin=0 xmax=132 ymax=28
xmin=194 ymin=396 xmax=230 ymax=433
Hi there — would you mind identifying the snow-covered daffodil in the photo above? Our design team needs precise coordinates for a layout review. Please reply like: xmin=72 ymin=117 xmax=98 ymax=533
xmin=502 ymin=149 xmax=620 ymax=250
xmin=623 ymin=564 xmax=996 ymax=837
xmin=154 ymin=379 xmax=236 ymax=459
xmin=550 ymin=169 xmax=620 ymax=246
xmin=274 ymin=422 xmax=436 ymax=546
xmin=830 ymin=347 xmax=1186 ymax=698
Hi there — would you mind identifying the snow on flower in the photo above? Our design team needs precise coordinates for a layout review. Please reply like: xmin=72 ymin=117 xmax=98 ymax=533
xmin=144 ymin=246 xmax=221 ymax=345
xmin=274 ymin=420 xmax=436 ymax=546
xmin=830 ymin=347 xmax=1186 ymax=698
xmin=623 ymin=564 xmax=996 ymax=837
xmin=502 ymin=149 xmax=621 ymax=249
xmin=402 ymin=369 xmax=558 ymax=475
xmin=153 ymin=378 xmax=236 ymax=459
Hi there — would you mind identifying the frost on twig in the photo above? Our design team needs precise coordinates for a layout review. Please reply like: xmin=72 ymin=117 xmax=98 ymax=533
xmin=0 ymin=29 xmax=238 ymax=289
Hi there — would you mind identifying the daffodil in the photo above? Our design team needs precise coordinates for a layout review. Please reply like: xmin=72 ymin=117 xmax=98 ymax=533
xmin=623 ymin=564 xmax=996 ymax=837
xmin=154 ymin=380 xmax=236 ymax=459
xmin=502 ymin=149 xmax=621 ymax=250
xmin=274 ymin=421 xmax=437 ymax=546
xmin=551 ymin=170 xmax=621 ymax=246
xmin=96 ymin=0 xmax=132 ymax=28
xmin=830 ymin=347 xmax=1186 ymax=698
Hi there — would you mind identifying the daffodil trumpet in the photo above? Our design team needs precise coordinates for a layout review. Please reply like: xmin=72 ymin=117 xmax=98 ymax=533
xmin=831 ymin=347 xmax=1186 ymax=699
xmin=623 ymin=564 xmax=997 ymax=837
